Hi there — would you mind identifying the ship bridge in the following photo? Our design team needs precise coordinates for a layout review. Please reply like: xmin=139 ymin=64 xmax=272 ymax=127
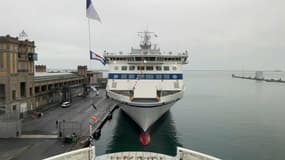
xmin=104 ymin=31 xmax=189 ymax=65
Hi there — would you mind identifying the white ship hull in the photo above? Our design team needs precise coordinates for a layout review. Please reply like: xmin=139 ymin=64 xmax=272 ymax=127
xmin=107 ymin=90 xmax=183 ymax=131
xmin=104 ymin=31 xmax=189 ymax=133
xmin=120 ymin=103 xmax=174 ymax=131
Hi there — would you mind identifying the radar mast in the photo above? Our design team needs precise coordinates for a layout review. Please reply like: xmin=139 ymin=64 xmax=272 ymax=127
xmin=138 ymin=31 xmax=157 ymax=50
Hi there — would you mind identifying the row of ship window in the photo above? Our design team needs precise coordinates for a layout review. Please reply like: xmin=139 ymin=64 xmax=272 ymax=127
xmin=109 ymin=74 xmax=182 ymax=80
xmin=109 ymin=57 xmax=182 ymax=61
xmin=114 ymin=66 xmax=177 ymax=71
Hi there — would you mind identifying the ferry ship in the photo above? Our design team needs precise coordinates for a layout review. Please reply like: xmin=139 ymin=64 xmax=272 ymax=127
xmin=104 ymin=31 xmax=189 ymax=132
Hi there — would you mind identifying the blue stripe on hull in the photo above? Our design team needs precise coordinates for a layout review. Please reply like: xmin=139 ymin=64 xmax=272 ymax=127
xmin=108 ymin=73 xmax=183 ymax=80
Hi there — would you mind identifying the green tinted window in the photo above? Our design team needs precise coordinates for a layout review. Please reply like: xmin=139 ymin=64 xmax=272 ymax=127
xmin=163 ymin=74 xmax=170 ymax=79
xmin=163 ymin=66 xmax=170 ymax=71
xmin=121 ymin=66 xmax=128 ymax=71
xmin=145 ymin=74 xmax=154 ymax=79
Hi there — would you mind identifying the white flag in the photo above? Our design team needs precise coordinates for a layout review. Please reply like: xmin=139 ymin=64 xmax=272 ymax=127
xmin=86 ymin=0 xmax=101 ymax=22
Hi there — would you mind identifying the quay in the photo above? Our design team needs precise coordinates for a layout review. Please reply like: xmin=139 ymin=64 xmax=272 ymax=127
xmin=0 ymin=89 xmax=119 ymax=160
xmin=232 ymin=71 xmax=285 ymax=83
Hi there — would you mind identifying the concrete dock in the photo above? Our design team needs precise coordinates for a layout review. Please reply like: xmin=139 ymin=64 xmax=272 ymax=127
xmin=0 ymin=89 xmax=118 ymax=160
xmin=232 ymin=74 xmax=285 ymax=83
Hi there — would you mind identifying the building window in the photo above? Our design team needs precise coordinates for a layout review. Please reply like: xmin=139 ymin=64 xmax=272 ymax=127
xmin=0 ymin=53 xmax=4 ymax=71
xmin=12 ymin=90 xmax=16 ymax=100
xmin=156 ymin=66 xmax=162 ymax=71
xmin=121 ymin=66 xmax=128 ymax=71
xmin=35 ymin=87 xmax=40 ymax=94
xmin=114 ymin=66 xmax=118 ymax=70
xmin=163 ymin=66 xmax=170 ymax=71
xmin=146 ymin=66 xmax=154 ymax=71
xmin=172 ymin=66 xmax=177 ymax=71
xmin=30 ymin=88 xmax=33 ymax=96
xmin=0 ymin=84 xmax=5 ymax=101
xmin=20 ymin=82 xmax=26 ymax=97
xmin=172 ymin=75 xmax=178 ymax=79
xmin=129 ymin=66 xmax=135 ymax=71
xmin=13 ymin=105 xmax=17 ymax=111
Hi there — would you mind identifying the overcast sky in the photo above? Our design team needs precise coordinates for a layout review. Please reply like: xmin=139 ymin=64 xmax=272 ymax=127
xmin=0 ymin=0 xmax=284 ymax=70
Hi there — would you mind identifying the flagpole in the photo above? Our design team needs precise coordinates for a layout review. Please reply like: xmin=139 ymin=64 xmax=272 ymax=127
xmin=88 ymin=18 xmax=92 ymax=70
xmin=87 ymin=0 xmax=102 ymax=69
xmin=88 ymin=19 xmax=92 ymax=50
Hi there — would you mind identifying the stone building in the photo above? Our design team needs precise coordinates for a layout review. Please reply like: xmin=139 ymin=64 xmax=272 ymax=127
xmin=0 ymin=35 xmax=37 ymax=115
xmin=0 ymin=35 xmax=86 ymax=117
xmin=33 ymin=72 xmax=85 ymax=108
xmin=35 ymin=65 xmax=46 ymax=72
xmin=77 ymin=65 xmax=87 ymax=77
xmin=87 ymin=71 xmax=103 ymax=85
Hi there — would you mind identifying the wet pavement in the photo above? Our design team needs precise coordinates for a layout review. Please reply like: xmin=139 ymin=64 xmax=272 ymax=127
xmin=0 ymin=90 xmax=118 ymax=160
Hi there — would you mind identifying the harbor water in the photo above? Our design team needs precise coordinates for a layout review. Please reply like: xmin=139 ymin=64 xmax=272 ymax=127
xmin=95 ymin=71 xmax=285 ymax=160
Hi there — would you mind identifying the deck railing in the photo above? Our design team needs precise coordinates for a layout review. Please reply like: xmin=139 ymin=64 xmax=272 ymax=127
xmin=176 ymin=147 xmax=221 ymax=160
xmin=43 ymin=146 xmax=95 ymax=160
xmin=43 ymin=146 xmax=221 ymax=160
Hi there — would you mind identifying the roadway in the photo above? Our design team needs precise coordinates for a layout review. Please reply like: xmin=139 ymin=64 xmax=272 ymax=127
xmin=0 ymin=89 xmax=117 ymax=160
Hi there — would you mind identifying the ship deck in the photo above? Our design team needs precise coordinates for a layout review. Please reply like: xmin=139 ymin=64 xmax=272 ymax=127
xmin=96 ymin=151 xmax=174 ymax=160
xmin=44 ymin=147 xmax=221 ymax=160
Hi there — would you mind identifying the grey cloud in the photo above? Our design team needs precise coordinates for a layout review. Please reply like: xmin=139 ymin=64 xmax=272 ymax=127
xmin=0 ymin=0 xmax=284 ymax=70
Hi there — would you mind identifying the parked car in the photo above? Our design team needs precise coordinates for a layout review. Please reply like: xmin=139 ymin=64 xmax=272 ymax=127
xmin=61 ymin=101 xmax=71 ymax=108
xmin=90 ymin=86 xmax=99 ymax=96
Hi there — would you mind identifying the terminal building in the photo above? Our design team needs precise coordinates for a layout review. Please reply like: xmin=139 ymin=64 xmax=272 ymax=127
xmin=0 ymin=35 xmax=102 ymax=117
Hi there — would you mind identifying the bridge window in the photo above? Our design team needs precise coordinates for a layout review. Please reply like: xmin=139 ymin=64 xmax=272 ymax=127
xmin=172 ymin=75 xmax=178 ymax=79
xmin=129 ymin=66 xmax=135 ymax=71
xmin=163 ymin=66 xmax=170 ymax=71
xmin=135 ymin=57 xmax=143 ymax=61
xmin=156 ymin=66 xmax=162 ymax=71
xmin=121 ymin=66 xmax=127 ymax=71
xmin=146 ymin=66 xmax=153 ymax=71
xmin=137 ymin=66 xmax=145 ymax=71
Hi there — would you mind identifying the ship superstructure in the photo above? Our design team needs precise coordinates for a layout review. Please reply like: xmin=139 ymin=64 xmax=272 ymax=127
xmin=105 ymin=31 xmax=189 ymax=131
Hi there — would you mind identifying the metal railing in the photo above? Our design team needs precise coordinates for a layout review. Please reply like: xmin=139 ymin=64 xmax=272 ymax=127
xmin=0 ymin=112 xmax=20 ymax=121
xmin=176 ymin=147 xmax=221 ymax=160
xmin=43 ymin=146 xmax=95 ymax=160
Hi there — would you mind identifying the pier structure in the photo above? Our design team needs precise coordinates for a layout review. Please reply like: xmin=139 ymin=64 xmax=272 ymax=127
xmin=232 ymin=71 xmax=285 ymax=83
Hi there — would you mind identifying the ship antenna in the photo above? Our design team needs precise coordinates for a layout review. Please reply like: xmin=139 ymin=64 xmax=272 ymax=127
xmin=138 ymin=30 xmax=158 ymax=50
